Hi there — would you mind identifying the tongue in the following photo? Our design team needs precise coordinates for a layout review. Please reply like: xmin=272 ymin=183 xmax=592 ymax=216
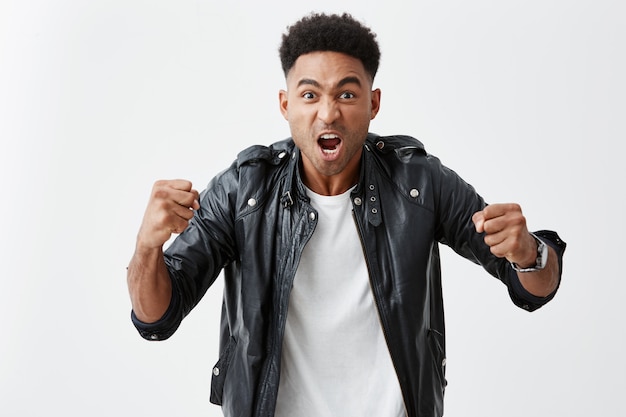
xmin=319 ymin=138 xmax=340 ymax=149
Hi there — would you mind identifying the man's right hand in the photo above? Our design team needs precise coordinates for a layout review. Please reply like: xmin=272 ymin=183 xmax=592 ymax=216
xmin=127 ymin=180 xmax=199 ymax=324
xmin=136 ymin=179 xmax=200 ymax=250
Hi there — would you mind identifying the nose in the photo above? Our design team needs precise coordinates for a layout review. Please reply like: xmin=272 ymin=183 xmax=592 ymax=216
xmin=317 ymin=97 xmax=340 ymax=124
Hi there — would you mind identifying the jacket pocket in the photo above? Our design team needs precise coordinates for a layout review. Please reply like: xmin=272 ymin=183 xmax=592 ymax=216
xmin=210 ymin=336 xmax=237 ymax=405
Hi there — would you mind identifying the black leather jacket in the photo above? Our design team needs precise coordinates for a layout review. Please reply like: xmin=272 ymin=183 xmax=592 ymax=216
xmin=132 ymin=134 xmax=565 ymax=417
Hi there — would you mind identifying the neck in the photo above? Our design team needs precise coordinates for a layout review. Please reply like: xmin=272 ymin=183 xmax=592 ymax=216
xmin=299 ymin=156 xmax=361 ymax=196
xmin=304 ymin=177 xmax=357 ymax=196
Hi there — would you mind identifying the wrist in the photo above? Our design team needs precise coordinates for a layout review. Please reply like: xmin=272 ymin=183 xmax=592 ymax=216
xmin=133 ymin=240 xmax=165 ymax=261
xmin=511 ymin=233 xmax=548 ymax=272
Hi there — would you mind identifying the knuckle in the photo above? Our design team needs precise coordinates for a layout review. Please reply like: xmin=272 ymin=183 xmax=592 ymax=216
xmin=512 ymin=214 xmax=526 ymax=228
xmin=153 ymin=198 xmax=169 ymax=212
xmin=152 ymin=188 xmax=169 ymax=200
xmin=153 ymin=179 xmax=170 ymax=189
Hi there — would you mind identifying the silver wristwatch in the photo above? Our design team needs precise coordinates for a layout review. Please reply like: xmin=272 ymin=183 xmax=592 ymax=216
xmin=511 ymin=234 xmax=548 ymax=272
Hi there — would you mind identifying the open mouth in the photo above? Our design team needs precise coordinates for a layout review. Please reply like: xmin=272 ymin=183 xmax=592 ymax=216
xmin=318 ymin=133 xmax=341 ymax=154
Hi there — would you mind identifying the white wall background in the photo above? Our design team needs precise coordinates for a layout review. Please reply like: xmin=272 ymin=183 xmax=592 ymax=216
xmin=1 ymin=0 xmax=624 ymax=416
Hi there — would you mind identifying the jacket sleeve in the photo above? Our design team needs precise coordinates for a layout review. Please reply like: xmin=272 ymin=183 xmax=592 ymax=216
xmin=132 ymin=164 xmax=240 ymax=340
xmin=431 ymin=156 xmax=566 ymax=311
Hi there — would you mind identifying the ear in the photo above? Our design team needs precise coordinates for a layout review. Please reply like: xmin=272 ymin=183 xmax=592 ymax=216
xmin=279 ymin=89 xmax=289 ymax=120
xmin=370 ymin=88 xmax=381 ymax=120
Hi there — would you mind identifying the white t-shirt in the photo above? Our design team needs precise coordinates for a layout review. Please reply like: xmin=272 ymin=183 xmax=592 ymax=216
xmin=274 ymin=187 xmax=405 ymax=417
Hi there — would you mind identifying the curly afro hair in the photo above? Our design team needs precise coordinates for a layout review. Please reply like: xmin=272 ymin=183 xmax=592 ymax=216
xmin=279 ymin=12 xmax=381 ymax=80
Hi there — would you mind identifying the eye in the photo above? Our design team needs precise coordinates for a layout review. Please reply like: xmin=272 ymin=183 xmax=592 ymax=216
xmin=302 ymin=92 xmax=316 ymax=100
xmin=339 ymin=91 xmax=355 ymax=99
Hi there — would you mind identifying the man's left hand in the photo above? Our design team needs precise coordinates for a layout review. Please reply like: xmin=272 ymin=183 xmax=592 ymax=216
xmin=472 ymin=203 xmax=537 ymax=268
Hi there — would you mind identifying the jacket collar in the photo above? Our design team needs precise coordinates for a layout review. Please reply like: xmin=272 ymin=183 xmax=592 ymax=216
xmin=284 ymin=136 xmax=383 ymax=227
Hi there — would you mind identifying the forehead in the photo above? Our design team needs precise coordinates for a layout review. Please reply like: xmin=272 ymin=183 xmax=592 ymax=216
xmin=286 ymin=51 xmax=371 ymax=88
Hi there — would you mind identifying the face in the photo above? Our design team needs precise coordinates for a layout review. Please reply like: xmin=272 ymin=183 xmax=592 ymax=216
xmin=279 ymin=51 xmax=381 ymax=195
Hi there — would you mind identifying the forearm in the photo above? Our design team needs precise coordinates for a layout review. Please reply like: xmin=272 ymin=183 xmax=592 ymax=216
xmin=127 ymin=246 xmax=172 ymax=323
xmin=517 ymin=245 xmax=559 ymax=298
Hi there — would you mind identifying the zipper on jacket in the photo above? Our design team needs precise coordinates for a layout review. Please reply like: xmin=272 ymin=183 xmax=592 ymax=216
xmin=352 ymin=209 xmax=411 ymax=416
xmin=254 ymin=204 xmax=317 ymax=416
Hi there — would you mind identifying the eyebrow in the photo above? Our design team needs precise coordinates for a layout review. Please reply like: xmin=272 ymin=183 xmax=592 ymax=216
xmin=297 ymin=76 xmax=362 ymax=89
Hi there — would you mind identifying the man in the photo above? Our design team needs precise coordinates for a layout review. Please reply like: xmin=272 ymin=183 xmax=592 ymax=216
xmin=127 ymin=12 xmax=566 ymax=417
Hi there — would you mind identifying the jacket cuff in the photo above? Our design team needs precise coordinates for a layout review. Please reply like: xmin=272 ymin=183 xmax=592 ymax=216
xmin=507 ymin=230 xmax=566 ymax=312
xmin=130 ymin=289 xmax=182 ymax=341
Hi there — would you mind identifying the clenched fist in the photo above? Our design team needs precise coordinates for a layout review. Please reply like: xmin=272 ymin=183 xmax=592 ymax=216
xmin=472 ymin=203 xmax=537 ymax=269
xmin=136 ymin=179 xmax=200 ymax=250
